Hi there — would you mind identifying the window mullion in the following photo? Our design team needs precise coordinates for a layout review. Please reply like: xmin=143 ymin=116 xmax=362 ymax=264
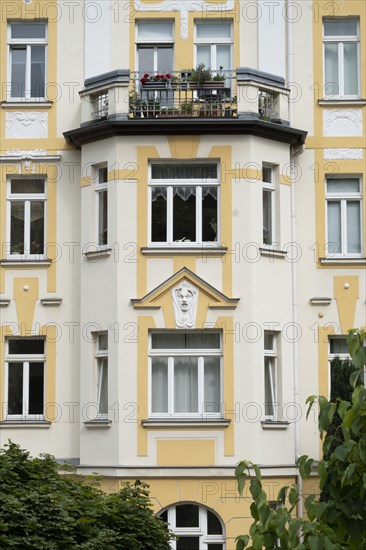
xmin=212 ymin=45 xmax=217 ymax=70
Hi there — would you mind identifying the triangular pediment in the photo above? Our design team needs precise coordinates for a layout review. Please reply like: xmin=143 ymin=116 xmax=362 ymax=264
xmin=131 ymin=268 xmax=239 ymax=310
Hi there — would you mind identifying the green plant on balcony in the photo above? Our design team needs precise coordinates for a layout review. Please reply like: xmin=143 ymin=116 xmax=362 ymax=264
xmin=212 ymin=66 xmax=225 ymax=82
xmin=129 ymin=91 xmax=143 ymax=117
xmin=143 ymin=98 xmax=160 ymax=118
xmin=188 ymin=63 xmax=212 ymax=85
xmin=180 ymin=101 xmax=194 ymax=115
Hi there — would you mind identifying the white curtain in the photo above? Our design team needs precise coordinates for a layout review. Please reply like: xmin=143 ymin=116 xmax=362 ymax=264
xmin=174 ymin=357 xmax=198 ymax=413
xmin=204 ymin=358 xmax=220 ymax=413
xmin=344 ymin=43 xmax=358 ymax=95
xmin=324 ymin=44 xmax=339 ymax=95
xmin=327 ymin=201 xmax=341 ymax=253
xmin=347 ymin=201 xmax=361 ymax=253
xmin=152 ymin=358 xmax=168 ymax=413
xmin=173 ymin=186 xmax=196 ymax=201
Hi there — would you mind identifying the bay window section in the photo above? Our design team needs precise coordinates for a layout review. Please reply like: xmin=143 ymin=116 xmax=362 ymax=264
xmin=149 ymin=163 xmax=219 ymax=246
xmin=150 ymin=332 xmax=222 ymax=418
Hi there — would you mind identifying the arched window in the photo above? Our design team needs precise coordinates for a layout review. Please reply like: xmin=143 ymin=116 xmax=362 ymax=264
xmin=158 ymin=503 xmax=225 ymax=549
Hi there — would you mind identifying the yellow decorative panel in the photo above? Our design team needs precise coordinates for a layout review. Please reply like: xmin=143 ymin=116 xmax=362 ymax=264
xmin=334 ymin=276 xmax=359 ymax=334
xmin=157 ymin=439 xmax=215 ymax=466
xmin=13 ymin=278 xmax=39 ymax=334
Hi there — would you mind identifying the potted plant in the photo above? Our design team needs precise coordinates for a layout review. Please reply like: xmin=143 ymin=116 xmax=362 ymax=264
xmin=140 ymin=72 xmax=172 ymax=89
xmin=179 ymin=101 xmax=194 ymax=116
xmin=159 ymin=106 xmax=179 ymax=118
xmin=187 ymin=64 xmax=225 ymax=89
xmin=129 ymin=91 xmax=143 ymax=118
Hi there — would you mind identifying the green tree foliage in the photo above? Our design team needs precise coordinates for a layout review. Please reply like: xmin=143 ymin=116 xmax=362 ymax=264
xmin=235 ymin=328 xmax=366 ymax=550
xmin=0 ymin=443 xmax=173 ymax=550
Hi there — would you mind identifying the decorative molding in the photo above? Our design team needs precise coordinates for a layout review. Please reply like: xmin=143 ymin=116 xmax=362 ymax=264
xmin=323 ymin=109 xmax=362 ymax=137
xmin=261 ymin=421 xmax=290 ymax=430
xmin=83 ymin=247 xmax=112 ymax=260
xmin=1 ymin=101 xmax=52 ymax=109
xmin=6 ymin=112 xmax=48 ymax=139
xmin=323 ymin=148 xmax=363 ymax=160
xmin=142 ymin=419 xmax=231 ymax=428
xmin=83 ymin=419 xmax=112 ymax=428
xmin=40 ymin=298 xmax=62 ymax=306
xmin=134 ymin=0 xmax=234 ymax=39
xmin=0 ymin=149 xmax=61 ymax=168
xmin=0 ymin=299 xmax=11 ymax=307
xmin=259 ymin=247 xmax=287 ymax=259
xmin=320 ymin=257 xmax=366 ymax=266
xmin=172 ymin=279 xmax=198 ymax=329
xmin=309 ymin=297 xmax=332 ymax=306
xmin=141 ymin=246 xmax=227 ymax=256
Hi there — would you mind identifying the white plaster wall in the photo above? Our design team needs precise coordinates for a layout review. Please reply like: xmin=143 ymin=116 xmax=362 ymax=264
xmin=85 ymin=0 xmax=112 ymax=79
xmin=258 ymin=0 xmax=286 ymax=78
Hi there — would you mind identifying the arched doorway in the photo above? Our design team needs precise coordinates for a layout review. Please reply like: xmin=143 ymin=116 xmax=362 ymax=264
xmin=158 ymin=502 xmax=226 ymax=549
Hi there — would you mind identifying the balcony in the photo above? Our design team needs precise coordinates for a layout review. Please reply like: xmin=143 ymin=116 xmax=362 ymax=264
xmin=128 ymin=70 xmax=237 ymax=119
xmin=79 ymin=68 xmax=290 ymax=125
xmin=65 ymin=68 xmax=308 ymax=149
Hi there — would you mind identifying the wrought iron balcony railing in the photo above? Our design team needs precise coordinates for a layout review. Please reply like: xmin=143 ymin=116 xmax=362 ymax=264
xmin=128 ymin=70 xmax=237 ymax=119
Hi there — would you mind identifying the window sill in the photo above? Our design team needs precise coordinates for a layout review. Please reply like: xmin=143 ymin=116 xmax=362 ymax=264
xmin=83 ymin=247 xmax=112 ymax=260
xmin=259 ymin=247 xmax=287 ymax=259
xmin=318 ymin=98 xmax=366 ymax=106
xmin=141 ymin=246 xmax=228 ymax=256
xmin=1 ymin=100 xmax=53 ymax=109
xmin=0 ymin=298 xmax=11 ymax=307
xmin=142 ymin=418 xmax=231 ymax=428
xmin=0 ymin=258 xmax=52 ymax=267
xmin=0 ymin=420 xmax=51 ymax=428
xmin=320 ymin=257 xmax=366 ymax=266
xmin=309 ymin=297 xmax=332 ymax=306
xmin=83 ymin=419 xmax=112 ymax=428
xmin=40 ymin=298 xmax=62 ymax=306
xmin=261 ymin=421 xmax=290 ymax=430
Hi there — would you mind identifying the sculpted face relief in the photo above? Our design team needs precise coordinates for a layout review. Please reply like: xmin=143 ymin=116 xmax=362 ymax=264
xmin=172 ymin=280 xmax=198 ymax=328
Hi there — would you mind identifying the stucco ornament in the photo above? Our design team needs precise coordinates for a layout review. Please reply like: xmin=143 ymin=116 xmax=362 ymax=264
xmin=172 ymin=280 xmax=198 ymax=329
xmin=134 ymin=0 xmax=234 ymax=40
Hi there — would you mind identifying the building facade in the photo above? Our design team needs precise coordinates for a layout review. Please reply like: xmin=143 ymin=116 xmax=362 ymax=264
xmin=0 ymin=1 xmax=365 ymax=548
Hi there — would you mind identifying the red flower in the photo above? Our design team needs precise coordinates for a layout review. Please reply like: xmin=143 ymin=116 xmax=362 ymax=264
xmin=140 ymin=77 xmax=147 ymax=84
xmin=143 ymin=73 xmax=149 ymax=78
xmin=165 ymin=73 xmax=171 ymax=79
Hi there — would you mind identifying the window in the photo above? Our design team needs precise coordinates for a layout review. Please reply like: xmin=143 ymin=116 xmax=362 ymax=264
xmin=195 ymin=21 xmax=232 ymax=73
xmin=7 ymin=178 xmax=46 ymax=258
xmin=96 ymin=167 xmax=108 ymax=246
xmin=326 ymin=177 xmax=362 ymax=256
xmin=262 ymin=165 xmax=275 ymax=246
xmin=264 ymin=331 xmax=278 ymax=420
xmin=323 ymin=18 xmax=360 ymax=98
xmin=150 ymin=332 xmax=222 ymax=418
xmin=96 ymin=333 xmax=108 ymax=418
xmin=5 ymin=338 xmax=45 ymax=419
xmin=136 ymin=20 xmax=174 ymax=74
xmin=8 ymin=22 xmax=47 ymax=99
xmin=149 ymin=163 xmax=219 ymax=245
xmin=159 ymin=503 xmax=225 ymax=549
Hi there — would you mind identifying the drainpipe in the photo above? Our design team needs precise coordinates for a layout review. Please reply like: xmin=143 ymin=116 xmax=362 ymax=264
xmin=286 ymin=0 xmax=304 ymax=521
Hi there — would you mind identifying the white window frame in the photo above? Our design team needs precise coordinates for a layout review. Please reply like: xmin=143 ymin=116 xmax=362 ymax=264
xmin=6 ymin=177 xmax=47 ymax=259
xmin=323 ymin=18 xmax=360 ymax=99
xmin=149 ymin=332 xmax=222 ymax=419
xmin=95 ymin=333 xmax=108 ymax=419
xmin=148 ymin=162 xmax=220 ymax=247
xmin=95 ymin=166 xmax=108 ymax=247
xmin=4 ymin=339 xmax=45 ymax=420
xmin=7 ymin=21 xmax=48 ymax=101
xmin=194 ymin=20 xmax=233 ymax=71
xmin=325 ymin=176 xmax=363 ymax=257
xmin=264 ymin=331 xmax=278 ymax=421
xmin=159 ymin=503 xmax=226 ymax=550
xmin=136 ymin=20 xmax=174 ymax=73
xmin=262 ymin=164 xmax=276 ymax=247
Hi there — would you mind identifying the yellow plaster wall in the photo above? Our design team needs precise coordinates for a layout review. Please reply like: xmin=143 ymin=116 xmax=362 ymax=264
xmin=137 ymin=316 xmax=156 ymax=456
xmin=333 ymin=276 xmax=359 ymax=334
xmin=157 ymin=439 xmax=216 ymax=466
